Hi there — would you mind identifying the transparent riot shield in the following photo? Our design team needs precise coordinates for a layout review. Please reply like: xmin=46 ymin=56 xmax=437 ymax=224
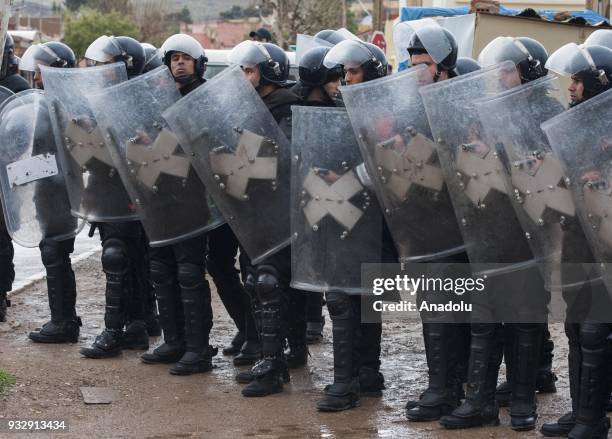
xmin=40 ymin=62 xmax=135 ymax=222
xmin=341 ymin=65 xmax=464 ymax=263
xmin=163 ymin=66 xmax=291 ymax=264
xmin=295 ymin=34 xmax=333 ymax=65
xmin=476 ymin=75 xmax=599 ymax=291
xmin=291 ymin=106 xmax=383 ymax=294
xmin=542 ymin=89 xmax=612 ymax=295
xmin=0 ymin=90 xmax=80 ymax=247
xmin=420 ymin=62 xmax=537 ymax=276
xmin=87 ymin=66 xmax=224 ymax=247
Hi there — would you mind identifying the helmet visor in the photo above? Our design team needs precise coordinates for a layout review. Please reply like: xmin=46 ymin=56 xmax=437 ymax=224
xmin=295 ymin=34 xmax=333 ymax=65
xmin=85 ymin=35 xmax=122 ymax=63
xmin=545 ymin=43 xmax=595 ymax=77
xmin=228 ymin=40 xmax=271 ymax=68
xmin=19 ymin=44 xmax=60 ymax=72
xmin=393 ymin=19 xmax=437 ymax=63
xmin=323 ymin=40 xmax=373 ymax=69
xmin=478 ymin=36 xmax=528 ymax=67
xmin=413 ymin=24 xmax=454 ymax=65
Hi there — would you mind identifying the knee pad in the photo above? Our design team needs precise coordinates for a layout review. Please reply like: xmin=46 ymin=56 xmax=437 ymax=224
xmin=325 ymin=291 xmax=352 ymax=319
xmin=150 ymin=259 xmax=172 ymax=286
xmin=39 ymin=238 xmax=63 ymax=267
xmin=255 ymin=265 xmax=280 ymax=304
xmin=101 ymin=238 xmax=129 ymax=275
xmin=177 ymin=262 xmax=205 ymax=289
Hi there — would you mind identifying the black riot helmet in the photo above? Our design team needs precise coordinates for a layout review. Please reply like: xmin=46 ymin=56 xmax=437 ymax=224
xmin=407 ymin=25 xmax=458 ymax=74
xmin=1 ymin=33 xmax=15 ymax=79
xmin=160 ymin=34 xmax=207 ymax=79
xmin=585 ymin=29 xmax=612 ymax=50
xmin=85 ymin=35 xmax=145 ymax=78
xmin=299 ymin=46 xmax=343 ymax=87
xmin=314 ymin=28 xmax=357 ymax=45
xmin=229 ymin=40 xmax=290 ymax=86
xmin=479 ymin=36 xmax=548 ymax=83
xmin=546 ymin=43 xmax=612 ymax=104
xmin=20 ymin=41 xmax=76 ymax=73
xmin=323 ymin=39 xmax=388 ymax=82
xmin=454 ymin=57 xmax=481 ymax=76
xmin=141 ymin=43 xmax=163 ymax=73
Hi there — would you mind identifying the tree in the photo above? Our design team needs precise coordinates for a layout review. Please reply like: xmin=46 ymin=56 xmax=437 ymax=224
xmin=260 ymin=0 xmax=344 ymax=48
xmin=63 ymin=8 xmax=140 ymax=58
xmin=87 ymin=0 xmax=133 ymax=15
xmin=64 ymin=0 xmax=88 ymax=11
xmin=178 ymin=5 xmax=192 ymax=24
xmin=132 ymin=0 xmax=177 ymax=46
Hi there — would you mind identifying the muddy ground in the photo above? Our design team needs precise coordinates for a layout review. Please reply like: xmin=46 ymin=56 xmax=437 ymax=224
xmin=0 ymin=252 xmax=574 ymax=438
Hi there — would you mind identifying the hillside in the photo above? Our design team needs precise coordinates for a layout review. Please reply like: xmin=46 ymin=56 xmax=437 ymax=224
xmin=19 ymin=0 xmax=255 ymax=21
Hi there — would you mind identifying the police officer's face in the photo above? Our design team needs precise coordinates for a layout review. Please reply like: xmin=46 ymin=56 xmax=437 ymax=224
xmin=323 ymin=77 xmax=341 ymax=98
xmin=33 ymin=70 xmax=44 ymax=89
xmin=344 ymin=64 xmax=364 ymax=85
xmin=410 ymin=53 xmax=448 ymax=81
xmin=499 ymin=66 xmax=522 ymax=90
xmin=242 ymin=65 xmax=261 ymax=89
xmin=171 ymin=52 xmax=195 ymax=78
xmin=568 ymin=76 xmax=584 ymax=104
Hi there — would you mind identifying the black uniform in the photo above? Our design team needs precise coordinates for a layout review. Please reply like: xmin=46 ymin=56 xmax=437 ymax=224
xmin=240 ymin=86 xmax=303 ymax=396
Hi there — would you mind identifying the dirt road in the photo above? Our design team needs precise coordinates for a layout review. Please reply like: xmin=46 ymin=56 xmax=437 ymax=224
xmin=0 ymin=254 xmax=572 ymax=438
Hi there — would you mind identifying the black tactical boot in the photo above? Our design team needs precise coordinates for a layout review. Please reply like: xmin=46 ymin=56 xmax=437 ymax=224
xmin=242 ymin=266 xmax=288 ymax=397
xmin=143 ymin=273 xmax=185 ymax=364
xmin=222 ymin=331 xmax=245 ymax=356
xmin=359 ymin=366 xmax=385 ymax=397
xmin=537 ymin=326 xmax=557 ymax=393
xmin=317 ymin=292 xmax=360 ymax=412
xmin=566 ymin=329 xmax=611 ymax=439
xmin=30 ymin=249 xmax=81 ymax=343
xmin=170 ymin=345 xmax=217 ymax=375
xmin=233 ymin=339 xmax=261 ymax=366
xmin=510 ymin=324 xmax=542 ymax=431
xmin=0 ymin=290 xmax=9 ymax=322
xmin=80 ymin=329 xmax=123 ymax=358
xmin=81 ymin=238 xmax=129 ymax=359
xmin=287 ymin=343 xmax=308 ymax=369
xmin=142 ymin=342 xmax=185 ymax=364
xmin=121 ymin=320 xmax=149 ymax=350
xmin=542 ymin=412 xmax=577 ymax=437
xmin=440 ymin=325 xmax=502 ymax=429
xmin=541 ymin=325 xmax=582 ymax=437
xmin=170 ymin=266 xmax=215 ymax=376
xmin=306 ymin=319 xmax=324 ymax=344
xmin=406 ymin=323 xmax=461 ymax=421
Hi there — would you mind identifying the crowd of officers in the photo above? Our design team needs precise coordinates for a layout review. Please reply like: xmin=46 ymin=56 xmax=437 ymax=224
xmin=0 ymin=22 xmax=611 ymax=439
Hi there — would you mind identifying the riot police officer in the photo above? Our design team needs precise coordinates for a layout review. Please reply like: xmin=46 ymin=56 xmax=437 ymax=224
xmin=0 ymin=33 xmax=32 ymax=322
xmin=227 ymin=40 xmax=305 ymax=396
xmin=79 ymin=36 xmax=158 ymax=358
xmin=313 ymin=39 xmax=393 ymax=411
xmin=540 ymin=43 xmax=612 ymax=439
xmin=291 ymin=45 xmax=345 ymax=343
xmin=141 ymin=33 xmax=248 ymax=374
xmin=477 ymin=34 xmax=559 ymax=409
xmin=389 ymin=26 xmax=473 ymax=423
xmin=16 ymin=41 xmax=84 ymax=343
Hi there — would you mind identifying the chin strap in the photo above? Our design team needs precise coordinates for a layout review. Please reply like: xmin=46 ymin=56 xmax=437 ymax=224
xmin=175 ymin=74 xmax=196 ymax=85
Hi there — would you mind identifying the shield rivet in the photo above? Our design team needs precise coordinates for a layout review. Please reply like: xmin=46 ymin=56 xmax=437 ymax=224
xmin=312 ymin=225 xmax=319 ymax=232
